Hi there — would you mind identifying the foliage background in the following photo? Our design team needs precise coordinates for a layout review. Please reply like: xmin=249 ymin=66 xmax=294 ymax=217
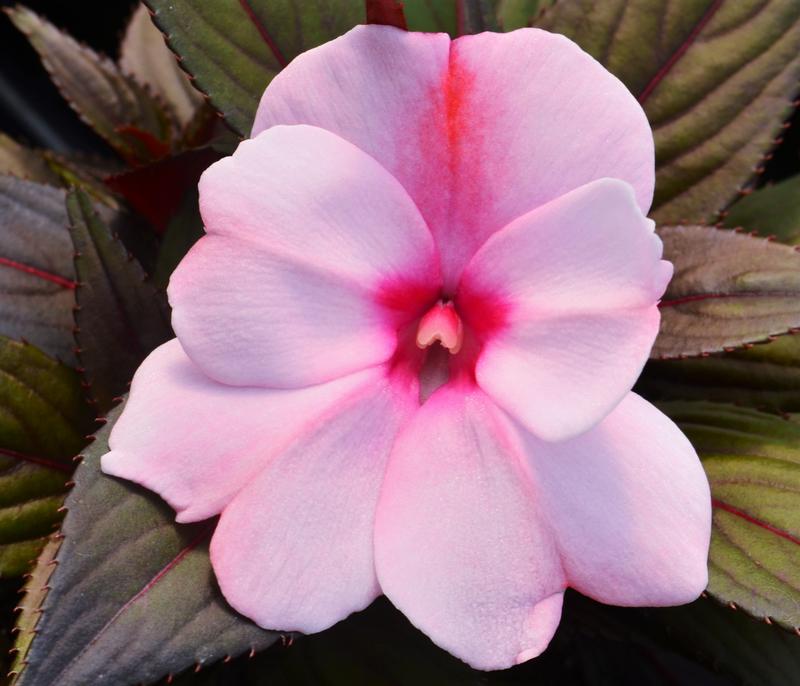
xmin=0 ymin=1 xmax=800 ymax=684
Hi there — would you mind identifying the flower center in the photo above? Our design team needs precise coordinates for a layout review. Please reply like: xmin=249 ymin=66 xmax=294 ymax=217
xmin=415 ymin=301 xmax=464 ymax=355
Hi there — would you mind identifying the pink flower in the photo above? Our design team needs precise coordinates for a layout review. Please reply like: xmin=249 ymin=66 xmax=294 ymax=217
xmin=102 ymin=26 xmax=711 ymax=670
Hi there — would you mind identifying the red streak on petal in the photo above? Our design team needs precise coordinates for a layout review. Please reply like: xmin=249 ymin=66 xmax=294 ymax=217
xmin=443 ymin=46 xmax=473 ymax=177
xmin=713 ymin=498 xmax=800 ymax=547
xmin=0 ymin=257 xmax=76 ymax=289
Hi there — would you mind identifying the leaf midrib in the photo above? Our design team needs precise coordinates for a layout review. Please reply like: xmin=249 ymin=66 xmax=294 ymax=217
xmin=49 ymin=522 xmax=214 ymax=685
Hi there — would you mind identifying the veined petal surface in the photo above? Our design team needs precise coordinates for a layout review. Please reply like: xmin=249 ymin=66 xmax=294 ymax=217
xmin=102 ymin=339 xmax=391 ymax=523
xmin=460 ymin=179 xmax=670 ymax=441
xmin=254 ymin=26 xmax=654 ymax=286
xmin=169 ymin=125 xmax=440 ymax=389
xmin=375 ymin=385 xmax=565 ymax=671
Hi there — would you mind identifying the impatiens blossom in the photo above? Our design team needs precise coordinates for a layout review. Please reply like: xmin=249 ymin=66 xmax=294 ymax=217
xmin=102 ymin=25 xmax=711 ymax=670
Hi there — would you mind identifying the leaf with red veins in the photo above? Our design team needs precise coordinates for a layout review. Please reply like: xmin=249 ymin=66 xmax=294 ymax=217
xmin=67 ymin=189 xmax=172 ymax=413
xmin=120 ymin=3 xmax=206 ymax=129
xmin=12 ymin=402 xmax=277 ymax=686
xmin=143 ymin=0 xmax=365 ymax=137
xmin=653 ymin=225 xmax=800 ymax=359
xmin=665 ymin=401 xmax=800 ymax=631
xmin=0 ymin=336 xmax=94 ymax=579
xmin=540 ymin=0 xmax=800 ymax=225
xmin=6 ymin=5 xmax=174 ymax=166
xmin=0 ymin=176 xmax=77 ymax=364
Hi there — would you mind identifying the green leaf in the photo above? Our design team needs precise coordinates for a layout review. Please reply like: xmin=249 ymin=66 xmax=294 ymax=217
xmin=6 ymin=4 xmax=174 ymax=165
xmin=724 ymin=175 xmax=800 ymax=245
xmin=653 ymin=225 xmax=800 ymax=358
xmin=0 ymin=336 xmax=93 ymax=578
xmin=120 ymin=4 xmax=206 ymax=129
xmin=0 ymin=337 xmax=89 ymax=465
xmin=459 ymin=0 xmax=499 ymax=33
xmin=144 ymin=0 xmax=364 ymax=137
xmin=8 ymin=537 xmax=59 ymax=681
xmin=646 ymin=599 xmax=800 ymax=686
xmin=0 ymin=134 xmax=121 ymax=208
xmin=153 ymin=187 xmax=204 ymax=289
xmin=663 ymin=401 xmax=800 ymax=630
xmin=539 ymin=0 xmax=800 ymax=225
xmin=639 ymin=334 xmax=800 ymax=413
xmin=495 ymin=0 xmax=554 ymax=30
xmin=0 ymin=134 xmax=60 ymax=185
xmin=402 ymin=0 xmax=458 ymax=35
xmin=0 ymin=176 xmax=75 ymax=365
xmin=67 ymin=188 xmax=172 ymax=413
xmin=14 ymin=402 xmax=277 ymax=686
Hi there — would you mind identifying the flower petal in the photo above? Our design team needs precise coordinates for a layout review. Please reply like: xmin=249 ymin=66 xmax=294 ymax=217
xmin=476 ymin=310 xmax=660 ymax=443
xmin=374 ymin=385 xmax=565 ymax=670
xmin=210 ymin=371 xmax=417 ymax=634
xmin=254 ymin=26 xmax=653 ymax=286
xmin=460 ymin=179 xmax=670 ymax=442
xmin=102 ymin=338 xmax=387 ymax=523
xmin=524 ymin=392 xmax=711 ymax=606
xmin=169 ymin=124 xmax=440 ymax=388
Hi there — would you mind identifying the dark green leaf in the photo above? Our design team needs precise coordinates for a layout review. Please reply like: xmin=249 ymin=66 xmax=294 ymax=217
xmin=144 ymin=0 xmax=364 ymax=137
xmin=639 ymin=334 xmax=800 ymax=413
xmin=724 ymin=175 xmax=800 ymax=245
xmin=6 ymin=5 xmax=174 ymax=165
xmin=664 ymin=402 xmax=800 ymax=630
xmin=402 ymin=0 xmax=458 ymax=35
xmin=460 ymin=0 xmax=499 ymax=33
xmin=495 ymin=0 xmax=554 ymax=30
xmin=0 ymin=336 xmax=89 ymax=470
xmin=0 ymin=336 xmax=93 ymax=578
xmin=643 ymin=598 xmax=800 ymax=686
xmin=0 ymin=176 xmax=75 ymax=364
xmin=653 ymin=225 xmax=800 ymax=358
xmin=640 ymin=173 xmax=800 ymax=410
xmin=153 ymin=187 xmax=204 ymax=289
xmin=67 ymin=188 xmax=171 ymax=412
xmin=8 ymin=537 xmax=59 ymax=681
xmin=539 ymin=0 xmax=800 ymax=225
xmin=120 ymin=4 xmax=206 ymax=130
xmin=14 ymin=402 xmax=277 ymax=686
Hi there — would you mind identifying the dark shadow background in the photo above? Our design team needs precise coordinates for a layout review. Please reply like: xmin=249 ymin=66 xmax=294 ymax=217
xmin=0 ymin=0 xmax=137 ymax=154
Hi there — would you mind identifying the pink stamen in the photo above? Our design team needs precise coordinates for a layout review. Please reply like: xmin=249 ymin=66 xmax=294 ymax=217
xmin=416 ymin=301 xmax=464 ymax=355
